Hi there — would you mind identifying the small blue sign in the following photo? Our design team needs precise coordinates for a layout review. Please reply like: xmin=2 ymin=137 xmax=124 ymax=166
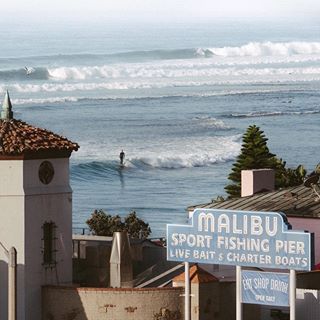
xmin=167 ymin=209 xmax=313 ymax=270
xmin=242 ymin=271 xmax=289 ymax=307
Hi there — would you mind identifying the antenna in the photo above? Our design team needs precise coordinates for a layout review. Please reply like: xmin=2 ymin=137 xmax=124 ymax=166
xmin=303 ymin=175 xmax=319 ymax=188
xmin=303 ymin=174 xmax=320 ymax=200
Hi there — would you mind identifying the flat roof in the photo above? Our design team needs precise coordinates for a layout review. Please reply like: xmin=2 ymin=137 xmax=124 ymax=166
xmin=189 ymin=184 xmax=320 ymax=218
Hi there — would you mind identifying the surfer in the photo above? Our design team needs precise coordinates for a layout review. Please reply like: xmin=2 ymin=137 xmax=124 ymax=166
xmin=24 ymin=67 xmax=34 ymax=75
xmin=119 ymin=150 xmax=125 ymax=166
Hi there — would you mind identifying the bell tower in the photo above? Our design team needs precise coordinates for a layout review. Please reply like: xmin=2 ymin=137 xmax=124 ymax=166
xmin=0 ymin=91 xmax=79 ymax=320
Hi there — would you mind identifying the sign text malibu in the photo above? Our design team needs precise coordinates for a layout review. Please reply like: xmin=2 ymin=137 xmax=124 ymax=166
xmin=167 ymin=209 xmax=314 ymax=271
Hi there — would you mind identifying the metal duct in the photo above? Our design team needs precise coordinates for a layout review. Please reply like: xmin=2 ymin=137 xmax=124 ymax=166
xmin=110 ymin=231 xmax=133 ymax=288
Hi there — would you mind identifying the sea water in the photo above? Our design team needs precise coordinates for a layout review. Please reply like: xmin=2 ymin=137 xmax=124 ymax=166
xmin=0 ymin=19 xmax=319 ymax=236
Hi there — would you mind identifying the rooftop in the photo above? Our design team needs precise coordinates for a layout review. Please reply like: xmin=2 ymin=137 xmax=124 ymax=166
xmin=189 ymin=184 xmax=320 ymax=218
xmin=0 ymin=91 xmax=79 ymax=158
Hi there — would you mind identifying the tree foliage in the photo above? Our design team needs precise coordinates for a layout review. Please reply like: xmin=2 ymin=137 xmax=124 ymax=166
xmin=225 ymin=125 xmax=306 ymax=198
xmin=123 ymin=211 xmax=151 ymax=239
xmin=86 ymin=210 xmax=151 ymax=239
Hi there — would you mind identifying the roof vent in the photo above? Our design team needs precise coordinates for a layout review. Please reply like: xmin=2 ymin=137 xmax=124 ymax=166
xmin=110 ymin=231 xmax=133 ymax=288
xmin=1 ymin=90 xmax=13 ymax=120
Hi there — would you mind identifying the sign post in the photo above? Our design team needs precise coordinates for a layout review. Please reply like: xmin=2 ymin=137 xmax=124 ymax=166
xmin=236 ymin=266 xmax=242 ymax=320
xmin=290 ymin=270 xmax=296 ymax=320
xmin=185 ymin=262 xmax=190 ymax=320
xmin=167 ymin=209 xmax=314 ymax=320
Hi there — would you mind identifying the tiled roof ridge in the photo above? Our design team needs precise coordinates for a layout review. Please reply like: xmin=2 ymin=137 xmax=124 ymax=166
xmin=0 ymin=118 xmax=79 ymax=156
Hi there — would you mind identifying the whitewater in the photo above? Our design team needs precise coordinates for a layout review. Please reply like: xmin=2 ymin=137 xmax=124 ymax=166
xmin=0 ymin=21 xmax=319 ymax=236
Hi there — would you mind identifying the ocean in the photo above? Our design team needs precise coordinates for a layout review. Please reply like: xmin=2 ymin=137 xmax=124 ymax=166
xmin=0 ymin=19 xmax=319 ymax=236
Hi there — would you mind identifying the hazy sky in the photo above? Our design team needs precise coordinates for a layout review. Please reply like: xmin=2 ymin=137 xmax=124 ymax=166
xmin=2 ymin=0 xmax=320 ymax=23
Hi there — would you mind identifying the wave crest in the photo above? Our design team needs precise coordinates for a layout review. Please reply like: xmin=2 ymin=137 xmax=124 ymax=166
xmin=205 ymin=41 xmax=320 ymax=57
xmin=0 ymin=67 xmax=49 ymax=81
xmin=74 ymin=135 xmax=241 ymax=169
xmin=230 ymin=110 xmax=320 ymax=118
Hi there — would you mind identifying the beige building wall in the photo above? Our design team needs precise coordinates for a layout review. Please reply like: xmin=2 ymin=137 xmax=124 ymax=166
xmin=0 ymin=158 xmax=73 ymax=320
xmin=42 ymin=286 xmax=184 ymax=320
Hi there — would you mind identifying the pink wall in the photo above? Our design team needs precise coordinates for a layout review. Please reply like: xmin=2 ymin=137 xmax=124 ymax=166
xmin=288 ymin=217 xmax=320 ymax=265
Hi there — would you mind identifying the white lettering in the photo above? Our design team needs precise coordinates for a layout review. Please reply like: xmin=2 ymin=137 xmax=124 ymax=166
xmin=170 ymin=233 xmax=212 ymax=248
xmin=198 ymin=212 xmax=215 ymax=232
xmin=233 ymin=214 xmax=242 ymax=234
xmin=251 ymin=216 xmax=263 ymax=235
xmin=243 ymin=215 xmax=248 ymax=235
xmin=271 ymin=279 xmax=288 ymax=293
xmin=265 ymin=216 xmax=278 ymax=236
xmin=217 ymin=214 xmax=230 ymax=233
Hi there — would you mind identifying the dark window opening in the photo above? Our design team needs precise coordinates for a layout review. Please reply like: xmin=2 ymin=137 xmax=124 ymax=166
xmin=42 ymin=221 xmax=57 ymax=266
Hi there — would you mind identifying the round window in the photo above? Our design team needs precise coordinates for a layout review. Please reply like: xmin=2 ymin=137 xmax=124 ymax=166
xmin=39 ymin=161 xmax=55 ymax=185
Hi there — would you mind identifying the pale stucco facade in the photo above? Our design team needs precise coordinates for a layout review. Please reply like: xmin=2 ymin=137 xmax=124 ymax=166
xmin=0 ymin=158 xmax=73 ymax=320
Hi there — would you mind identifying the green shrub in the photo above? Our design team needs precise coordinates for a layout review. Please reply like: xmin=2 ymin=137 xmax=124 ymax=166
xmin=86 ymin=210 xmax=151 ymax=239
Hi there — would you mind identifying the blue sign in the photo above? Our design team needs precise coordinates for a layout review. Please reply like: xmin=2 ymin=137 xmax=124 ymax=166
xmin=242 ymin=271 xmax=289 ymax=307
xmin=167 ymin=209 xmax=313 ymax=271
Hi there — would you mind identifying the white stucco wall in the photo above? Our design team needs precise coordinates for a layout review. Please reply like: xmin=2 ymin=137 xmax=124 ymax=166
xmin=0 ymin=158 xmax=73 ymax=320
xmin=0 ymin=195 xmax=25 ymax=320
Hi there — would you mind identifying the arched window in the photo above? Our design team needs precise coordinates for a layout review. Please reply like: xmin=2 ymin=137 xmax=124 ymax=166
xmin=42 ymin=221 xmax=57 ymax=266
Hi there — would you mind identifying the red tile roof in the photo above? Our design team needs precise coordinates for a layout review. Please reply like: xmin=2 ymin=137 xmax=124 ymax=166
xmin=0 ymin=118 xmax=79 ymax=158
xmin=173 ymin=264 xmax=219 ymax=284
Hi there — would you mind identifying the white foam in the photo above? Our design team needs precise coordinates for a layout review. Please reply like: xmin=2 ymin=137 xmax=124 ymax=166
xmin=192 ymin=116 xmax=231 ymax=129
xmin=205 ymin=41 xmax=320 ymax=57
xmin=5 ymin=66 xmax=320 ymax=94
xmin=6 ymin=87 xmax=304 ymax=105
xmin=231 ymin=110 xmax=320 ymax=118
xmin=12 ymin=96 xmax=79 ymax=105
xmin=2 ymin=40 xmax=320 ymax=97
xmin=44 ymin=46 xmax=320 ymax=82
xmin=74 ymin=135 xmax=241 ymax=169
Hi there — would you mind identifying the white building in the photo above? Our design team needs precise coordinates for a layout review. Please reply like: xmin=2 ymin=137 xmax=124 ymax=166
xmin=0 ymin=91 xmax=79 ymax=320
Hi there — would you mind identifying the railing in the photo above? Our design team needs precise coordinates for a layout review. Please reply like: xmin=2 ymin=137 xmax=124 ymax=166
xmin=72 ymin=228 xmax=166 ymax=247
xmin=72 ymin=227 xmax=91 ymax=235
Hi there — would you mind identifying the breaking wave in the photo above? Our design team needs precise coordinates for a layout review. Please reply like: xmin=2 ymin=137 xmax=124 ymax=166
xmin=229 ymin=110 xmax=320 ymax=118
xmin=192 ymin=116 xmax=231 ymax=129
xmin=203 ymin=41 xmax=320 ymax=57
xmin=0 ymin=67 xmax=49 ymax=81
xmin=1 ymin=41 xmax=320 ymax=84
xmin=3 ymin=72 xmax=320 ymax=95
xmin=1 ymin=41 xmax=320 ymax=64
xmin=73 ymin=135 xmax=241 ymax=169
xmin=73 ymin=152 xmax=237 ymax=174
xmin=46 ymin=65 xmax=320 ymax=81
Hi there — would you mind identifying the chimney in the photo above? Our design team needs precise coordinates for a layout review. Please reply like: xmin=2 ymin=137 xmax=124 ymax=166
xmin=109 ymin=231 xmax=133 ymax=288
xmin=241 ymin=169 xmax=275 ymax=197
